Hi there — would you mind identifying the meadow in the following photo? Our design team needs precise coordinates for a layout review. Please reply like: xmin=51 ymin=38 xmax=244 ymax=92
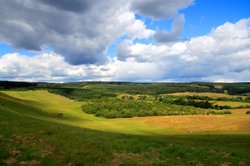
xmin=0 ymin=82 xmax=250 ymax=165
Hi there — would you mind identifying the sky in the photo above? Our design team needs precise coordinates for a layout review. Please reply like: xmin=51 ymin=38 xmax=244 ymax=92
xmin=0 ymin=0 xmax=250 ymax=82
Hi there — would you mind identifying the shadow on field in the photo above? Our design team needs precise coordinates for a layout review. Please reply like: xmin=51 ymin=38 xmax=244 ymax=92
xmin=1 ymin=113 xmax=250 ymax=166
xmin=0 ymin=91 xmax=250 ymax=165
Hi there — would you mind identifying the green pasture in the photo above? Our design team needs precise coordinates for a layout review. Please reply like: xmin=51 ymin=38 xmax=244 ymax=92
xmin=0 ymin=90 xmax=249 ymax=165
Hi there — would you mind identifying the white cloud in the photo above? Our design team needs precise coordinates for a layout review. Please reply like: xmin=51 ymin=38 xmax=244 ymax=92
xmin=212 ymin=19 xmax=250 ymax=39
xmin=116 ymin=18 xmax=250 ymax=81
xmin=0 ymin=52 xmax=163 ymax=82
xmin=0 ymin=9 xmax=249 ymax=82
xmin=0 ymin=53 xmax=87 ymax=82
xmin=111 ymin=59 xmax=164 ymax=81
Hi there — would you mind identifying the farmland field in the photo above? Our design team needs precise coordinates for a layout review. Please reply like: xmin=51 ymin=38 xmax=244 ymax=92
xmin=0 ymin=82 xmax=250 ymax=165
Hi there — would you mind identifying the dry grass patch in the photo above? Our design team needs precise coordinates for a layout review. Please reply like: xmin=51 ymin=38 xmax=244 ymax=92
xmin=126 ymin=113 xmax=250 ymax=134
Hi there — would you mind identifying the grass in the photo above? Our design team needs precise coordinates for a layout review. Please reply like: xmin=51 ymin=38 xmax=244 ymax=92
xmin=127 ymin=113 xmax=250 ymax=134
xmin=0 ymin=90 xmax=250 ymax=165
xmin=212 ymin=101 xmax=250 ymax=108
xmin=0 ymin=90 xmax=166 ymax=135
xmin=168 ymin=92 xmax=245 ymax=99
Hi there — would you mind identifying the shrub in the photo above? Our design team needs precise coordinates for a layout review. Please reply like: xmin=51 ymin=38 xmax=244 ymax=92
xmin=222 ymin=111 xmax=232 ymax=114
xmin=81 ymin=98 xmax=233 ymax=118
xmin=246 ymin=111 xmax=250 ymax=114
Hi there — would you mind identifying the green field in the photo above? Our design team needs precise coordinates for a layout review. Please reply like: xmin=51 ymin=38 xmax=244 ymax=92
xmin=0 ymin=90 xmax=250 ymax=165
xmin=212 ymin=101 xmax=250 ymax=108
xmin=168 ymin=92 xmax=245 ymax=99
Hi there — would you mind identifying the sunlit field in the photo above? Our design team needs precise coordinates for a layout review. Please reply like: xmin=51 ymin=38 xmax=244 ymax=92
xmin=1 ymin=89 xmax=250 ymax=165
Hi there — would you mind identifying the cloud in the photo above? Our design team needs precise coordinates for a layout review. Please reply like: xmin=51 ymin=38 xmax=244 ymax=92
xmin=117 ymin=39 xmax=187 ymax=62
xmin=0 ymin=0 xmax=195 ymax=65
xmin=0 ymin=53 xmax=86 ymax=82
xmin=0 ymin=0 xmax=153 ymax=65
xmin=154 ymin=14 xmax=185 ymax=42
xmin=1 ymin=18 xmax=250 ymax=82
xmin=111 ymin=59 xmax=164 ymax=81
xmin=40 ymin=0 xmax=91 ymax=13
xmin=131 ymin=0 xmax=193 ymax=43
xmin=131 ymin=0 xmax=193 ymax=19
xmin=0 ymin=52 xmax=162 ymax=82
xmin=116 ymin=18 xmax=250 ymax=81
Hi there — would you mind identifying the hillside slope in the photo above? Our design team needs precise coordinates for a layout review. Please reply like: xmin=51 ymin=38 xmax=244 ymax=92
xmin=0 ymin=90 xmax=250 ymax=165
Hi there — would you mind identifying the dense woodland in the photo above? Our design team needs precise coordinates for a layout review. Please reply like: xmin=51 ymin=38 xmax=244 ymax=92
xmin=1 ymin=81 xmax=250 ymax=95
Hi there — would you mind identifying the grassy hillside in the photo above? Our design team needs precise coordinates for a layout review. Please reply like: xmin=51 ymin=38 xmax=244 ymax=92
xmin=0 ymin=90 xmax=250 ymax=165
xmin=0 ymin=90 xmax=163 ymax=135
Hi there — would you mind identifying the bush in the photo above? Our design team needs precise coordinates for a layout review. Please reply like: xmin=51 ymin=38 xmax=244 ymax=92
xmin=222 ymin=111 xmax=232 ymax=114
xmin=82 ymin=98 xmax=233 ymax=118
xmin=246 ymin=111 xmax=250 ymax=114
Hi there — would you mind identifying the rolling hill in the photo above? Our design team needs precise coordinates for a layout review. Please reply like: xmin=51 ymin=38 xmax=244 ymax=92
xmin=0 ymin=89 xmax=250 ymax=165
